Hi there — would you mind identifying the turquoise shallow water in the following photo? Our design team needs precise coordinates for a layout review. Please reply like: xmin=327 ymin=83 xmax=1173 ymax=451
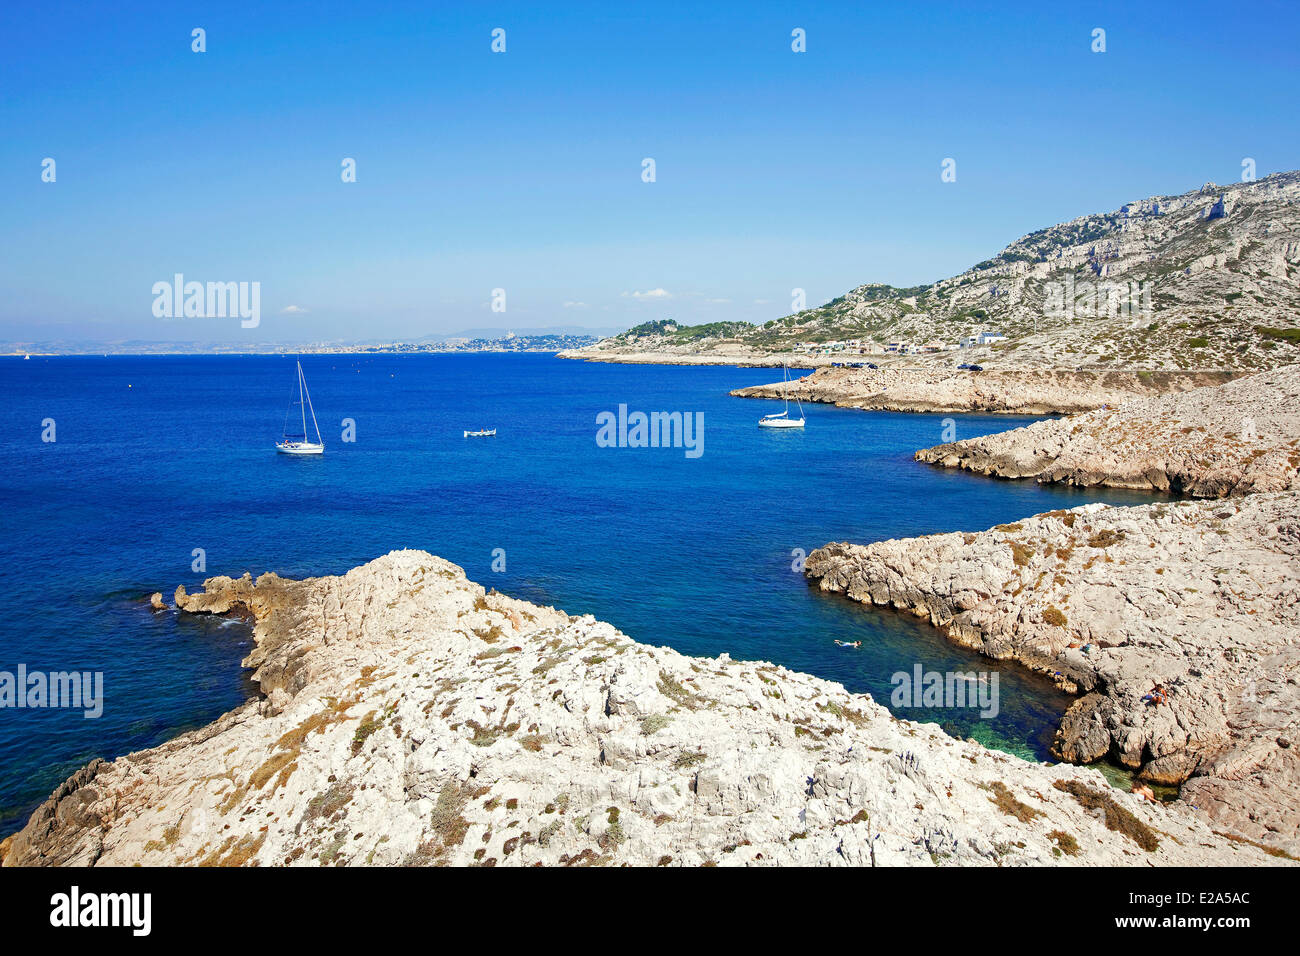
xmin=0 ymin=353 xmax=1164 ymax=831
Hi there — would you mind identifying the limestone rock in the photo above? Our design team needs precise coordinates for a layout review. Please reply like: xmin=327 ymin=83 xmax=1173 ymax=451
xmin=5 ymin=551 xmax=1286 ymax=867
xmin=733 ymin=367 xmax=1235 ymax=415
xmin=916 ymin=365 xmax=1300 ymax=494
xmin=806 ymin=491 xmax=1300 ymax=857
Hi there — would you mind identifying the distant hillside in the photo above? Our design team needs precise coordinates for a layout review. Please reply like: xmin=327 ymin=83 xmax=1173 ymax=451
xmin=571 ymin=171 xmax=1300 ymax=370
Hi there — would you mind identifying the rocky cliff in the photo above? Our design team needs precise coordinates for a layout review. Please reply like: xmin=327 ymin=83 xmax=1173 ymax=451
xmin=2 ymin=551 xmax=1284 ymax=867
xmin=567 ymin=171 xmax=1300 ymax=371
xmin=805 ymin=491 xmax=1300 ymax=857
xmin=916 ymin=365 xmax=1300 ymax=493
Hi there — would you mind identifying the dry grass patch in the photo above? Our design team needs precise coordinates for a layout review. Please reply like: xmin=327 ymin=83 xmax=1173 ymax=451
xmin=983 ymin=782 xmax=1042 ymax=823
xmin=1053 ymin=779 xmax=1159 ymax=851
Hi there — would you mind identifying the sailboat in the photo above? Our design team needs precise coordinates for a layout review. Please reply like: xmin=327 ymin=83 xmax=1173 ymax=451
xmin=276 ymin=361 xmax=325 ymax=455
xmin=758 ymin=363 xmax=805 ymax=428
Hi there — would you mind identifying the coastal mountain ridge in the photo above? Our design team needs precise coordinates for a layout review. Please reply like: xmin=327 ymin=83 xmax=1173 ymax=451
xmin=571 ymin=170 xmax=1300 ymax=370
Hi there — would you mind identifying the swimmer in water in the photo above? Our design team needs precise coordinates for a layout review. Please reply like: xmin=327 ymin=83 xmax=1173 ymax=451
xmin=834 ymin=640 xmax=862 ymax=648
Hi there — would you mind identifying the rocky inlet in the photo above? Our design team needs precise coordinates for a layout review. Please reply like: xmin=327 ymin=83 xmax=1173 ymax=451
xmin=806 ymin=490 xmax=1300 ymax=858
xmin=2 ymin=551 xmax=1287 ymax=867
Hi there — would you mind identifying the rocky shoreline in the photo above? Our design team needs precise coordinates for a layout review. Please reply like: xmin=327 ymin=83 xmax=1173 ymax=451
xmin=731 ymin=366 xmax=1239 ymax=415
xmin=805 ymin=490 xmax=1300 ymax=858
xmin=800 ymin=366 xmax=1300 ymax=857
xmin=558 ymin=346 xmax=792 ymax=367
xmin=3 ymin=551 xmax=1286 ymax=867
xmin=915 ymin=365 xmax=1300 ymax=494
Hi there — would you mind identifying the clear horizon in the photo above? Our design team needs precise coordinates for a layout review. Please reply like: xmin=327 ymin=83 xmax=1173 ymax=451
xmin=2 ymin=0 xmax=1298 ymax=344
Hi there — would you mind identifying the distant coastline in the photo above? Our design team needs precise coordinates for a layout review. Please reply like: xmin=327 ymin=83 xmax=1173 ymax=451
xmin=1 ymin=333 xmax=599 ymax=357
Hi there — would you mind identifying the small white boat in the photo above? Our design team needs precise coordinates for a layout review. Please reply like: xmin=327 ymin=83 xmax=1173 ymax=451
xmin=464 ymin=428 xmax=497 ymax=438
xmin=758 ymin=364 xmax=805 ymax=428
xmin=277 ymin=360 xmax=325 ymax=455
xmin=23 ymin=354 xmax=30 ymax=360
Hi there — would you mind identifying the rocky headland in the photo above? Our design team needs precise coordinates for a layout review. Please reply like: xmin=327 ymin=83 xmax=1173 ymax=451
xmin=916 ymin=365 xmax=1300 ymax=494
xmin=805 ymin=490 xmax=1300 ymax=857
xmin=2 ymin=551 xmax=1285 ymax=867
xmin=731 ymin=366 xmax=1237 ymax=415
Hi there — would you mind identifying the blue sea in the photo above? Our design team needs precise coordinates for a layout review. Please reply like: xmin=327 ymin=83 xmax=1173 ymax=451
xmin=0 ymin=354 xmax=1163 ymax=832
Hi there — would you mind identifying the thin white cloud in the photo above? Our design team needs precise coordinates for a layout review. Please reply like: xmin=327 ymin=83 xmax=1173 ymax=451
xmin=705 ymin=297 xmax=731 ymax=304
xmin=563 ymin=300 xmax=588 ymax=308
xmin=621 ymin=288 xmax=672 ymax=301
xmin=280 ymin=305 xmax=309 ymax=315
xmin=752 ymin=299 xmax=771 ymax=305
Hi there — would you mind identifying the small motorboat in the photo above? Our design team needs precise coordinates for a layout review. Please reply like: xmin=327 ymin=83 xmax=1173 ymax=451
xmin=464 ymin=428 xmax=497 ymax=438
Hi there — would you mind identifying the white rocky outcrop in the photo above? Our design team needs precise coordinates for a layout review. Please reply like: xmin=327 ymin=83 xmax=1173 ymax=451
xmin=916 ymin=365 xmax=1300 ymax=494
xmin=732 ymin=367 xmax=1236 ymax=415
xmin=806 ymin=492 xmax=1300 ymax=857
xmin=2 ymin=552 xmax=1285 ymax=867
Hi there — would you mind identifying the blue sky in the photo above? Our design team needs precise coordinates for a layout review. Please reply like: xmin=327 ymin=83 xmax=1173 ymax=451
xmin=1 ymin=0 xmax=1297 ymax=344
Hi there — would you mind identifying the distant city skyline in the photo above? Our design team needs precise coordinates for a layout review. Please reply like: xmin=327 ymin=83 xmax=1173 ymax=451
xmin=2 ymin=0 xmax=1298 ymax=344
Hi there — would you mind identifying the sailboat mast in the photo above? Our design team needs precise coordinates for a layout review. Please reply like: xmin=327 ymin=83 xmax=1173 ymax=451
xmin=298 ymin=362 xmax=308 ymax=441
xmin=300 ymin=363 xmax=323 ymax=444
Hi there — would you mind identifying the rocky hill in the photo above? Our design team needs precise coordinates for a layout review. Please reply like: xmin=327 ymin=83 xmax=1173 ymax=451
xmin=565 ymin=171 xmax=1300 ymax=370
xmin=2 ymin=551 xmax=1282 ymax=867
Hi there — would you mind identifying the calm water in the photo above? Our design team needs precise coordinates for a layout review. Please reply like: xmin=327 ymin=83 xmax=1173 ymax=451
xmin=0 ymin=354 xmax=1163 ymax=831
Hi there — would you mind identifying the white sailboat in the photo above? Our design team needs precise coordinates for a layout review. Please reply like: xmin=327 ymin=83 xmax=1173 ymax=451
xmin=276 ymin=361 xmax=325 ymax=455
xmin=758 ymin=363 xmax=805 ymax=428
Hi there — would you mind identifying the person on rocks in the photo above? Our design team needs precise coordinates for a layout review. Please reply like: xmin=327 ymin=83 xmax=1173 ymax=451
xmin=1142 ymin=684 xmax=1169 ymax=706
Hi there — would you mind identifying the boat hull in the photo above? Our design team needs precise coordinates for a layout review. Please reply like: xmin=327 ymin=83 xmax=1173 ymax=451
xmin=758 ymin=418 xmax=805 ymax=429
xmin=276 ymin=442 xmax=324 ymax=455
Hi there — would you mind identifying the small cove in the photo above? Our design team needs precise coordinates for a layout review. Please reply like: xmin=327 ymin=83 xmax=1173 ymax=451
xmin=0 ymin=354 xmax=1169 ymax=830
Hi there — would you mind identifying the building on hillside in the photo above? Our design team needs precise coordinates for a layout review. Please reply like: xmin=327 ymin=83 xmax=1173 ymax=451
xmin=960 ymin=330 xmax=1006 ymax=348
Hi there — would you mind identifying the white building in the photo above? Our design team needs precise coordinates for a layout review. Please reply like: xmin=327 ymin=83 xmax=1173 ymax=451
xmin=960 ymin=330 xmax=1006 ymax=348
